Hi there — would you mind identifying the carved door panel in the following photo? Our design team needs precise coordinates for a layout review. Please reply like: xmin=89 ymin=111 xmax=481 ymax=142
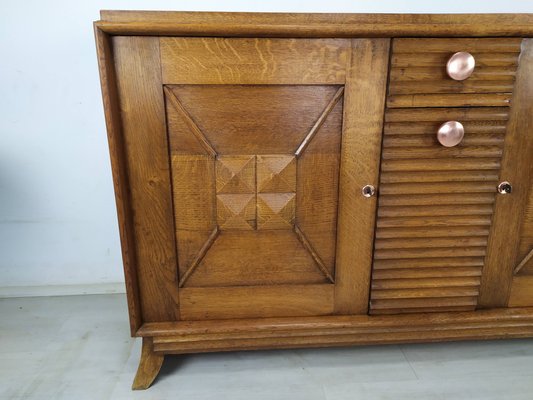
xmin=113 ymin=36 xmax=390 ymax=322
xmin=168 ymin=84 xmax=343 ymax=320
xmin=168 ymin=84 xmax=341 ymax=287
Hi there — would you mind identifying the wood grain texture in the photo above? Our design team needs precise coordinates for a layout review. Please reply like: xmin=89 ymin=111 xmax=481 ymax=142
xmin=167 ymin=84 xmax=342 ymax=292
xmin=296 ymin=99 xmax=343 ymax=276
xmin=178 ymin=227 xmax=219 ymax=288
xmin=372 ymin=267 xmax=482 ymax=280
xmin=371 ymin=287 xmax=480 ymax=300
xmin=382 ymin=158 xmax=502 ymax=173
xmin=479 ymin=39 xmax=533 ymax=307
xmin=167 ymin=85 xmax=342 ymax=287
xmin=382 ymin=146 xmax=503 ymax=160
xmin=392 ymin=38 xmax=523 ymax=53
xmin=171 ymin=155 xmax=216 ymax=279
xmin=184 ymin=231 xmax=328 ymax=287
xmin=216 ymin=155 xmax=256 ymax=195
xmin=132 ymin=338 xmax=164 ymax=390
xmin=515 ymin=175 xmax=533 ymax=275
xmin=179 ymin=285 xmax=334 ymax=320
xmin=392 ymin=52 xmax=519 ymax=68
xmin=94 ymin=26 xmax=142 ymax=335
xmin=374 ymin=247 xmax=487 ymax=259
xmin=371 ymin=297 xmax=478 ymax=312
xmin=113 ymin=37 xmax=179 ymax=322
xmin=295 ymin=87 xmax=344 ymax=157
xmin=295 ymin=225 xmax=334 ymax=283
xmin=256 ymin=193 xmax=296 ymax=230
xmin=134 ymin=308 xmax=533 ymax=354
xmin=515 ymin=248 xmax=533 ymax=275
xmin=376 ymin=227 xmax=491 ymax=240
xmin=152 ymin=324 xmax=533 ymax=351
xmin=508 ymin=276 xmax=533 ymax=307
xmin=383 ymin=136 xmax=504 ymax=148
xmin=96 ymin=15 xmax=533 ymax=389
xmin=370 ymin=106 xmax=513 ymax=315
xmin=389 ymin=80 xmax=516 ymax=95
xmin=373 ymin=257 xmax=486 ymax=270
xmin=160 ymin=38 xmax=349 ymax=84
xmin=388 ymin=39 xmax=521 ymax=108
xmin=377 ymin=205 xmax=494 ymax=218
xmin=257 ymin=196 xmax=296 ymax=231
xmin=96 ymin=12 xmax=533 ymax=37
xmin=334 ymin=38 xmax=390 ymax=314
xmin=390 ymin=67 xmax=516 ymax=82
xmin=379 ymin=182 xmax=499 ymax=194
xmin=172 ymin=156 xmax=216 ymax=229
xmin=166 ymin=85 xmax=339 ymax=154
xmin=257 ymin=155 xmax=296 ymax=193
xmin=138 ymin=307 xmax=533 ymax=336
xmin=165 ymin=87 xmax=217 ymax=156
xmin=387 ymin=93 xmax=512 ymax=108
xmin=374 ymin=237 xmax=488 ymax=250
xmin=385 ymin=107 xmax=510 ymax=122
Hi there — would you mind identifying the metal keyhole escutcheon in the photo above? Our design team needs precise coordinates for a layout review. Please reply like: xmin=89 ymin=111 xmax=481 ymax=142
xmin=497 ymin=181 xmax=512 ymax=194
xmin=362 ymin=185 xmax=376 ymax=198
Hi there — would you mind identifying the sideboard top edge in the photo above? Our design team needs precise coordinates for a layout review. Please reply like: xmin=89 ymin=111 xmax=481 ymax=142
xmin=96 ymin=11 xmax=533 ymax=37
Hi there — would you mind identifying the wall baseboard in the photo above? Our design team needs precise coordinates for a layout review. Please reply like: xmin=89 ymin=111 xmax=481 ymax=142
xmin=0 ymin=282 xmax=126 ymax=298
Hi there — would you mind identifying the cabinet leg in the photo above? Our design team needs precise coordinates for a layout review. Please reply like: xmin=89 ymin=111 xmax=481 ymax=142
xmin=132 ymin=337 xmax=164 ymax=390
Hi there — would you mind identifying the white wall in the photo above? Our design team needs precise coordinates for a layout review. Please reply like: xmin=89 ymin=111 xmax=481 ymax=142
xmin=1 ymin=0 xmax=533 ymax=295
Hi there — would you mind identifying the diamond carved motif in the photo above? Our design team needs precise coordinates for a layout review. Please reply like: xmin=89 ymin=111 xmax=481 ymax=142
xmin=215 ymin=155 xmax=296 ymax=231
xmin=257 ymin=155 xmax=296 ymax=193
xmin=167 ymin=85 xmax=344 ymax=286
xmin=216 ymin=155 xmax=256 ymax=194
xmin=216 ymin=194 xmax=256 ymax=230
xmin=257 ymin=193 xmax=296 ymax=230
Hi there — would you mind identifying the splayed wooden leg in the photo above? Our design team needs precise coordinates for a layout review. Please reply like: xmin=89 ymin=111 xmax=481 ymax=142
xmin=132 ymin=337 xmax=164 ymax=390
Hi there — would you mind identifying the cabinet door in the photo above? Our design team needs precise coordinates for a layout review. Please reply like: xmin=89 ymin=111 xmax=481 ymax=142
xmin=487 ymin=39 xmax=533 ymax=308
xmin=508 ymin=181 xmax=533 ymax=307
xmin=368 ymin=38 xmax=531 ymax=314
xmin=112 ymin=37 xmax=390 ymax=321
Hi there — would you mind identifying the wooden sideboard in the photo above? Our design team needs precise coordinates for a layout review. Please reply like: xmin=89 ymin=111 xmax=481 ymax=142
xmin=94 ymin=11 xmax=533 ymax=389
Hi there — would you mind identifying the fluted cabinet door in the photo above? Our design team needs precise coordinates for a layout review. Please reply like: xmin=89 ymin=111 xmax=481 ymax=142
xmin=368 ymin=38 xmax=531 ymax=314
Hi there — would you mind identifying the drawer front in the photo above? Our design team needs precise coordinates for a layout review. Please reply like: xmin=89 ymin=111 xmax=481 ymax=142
xmin=370 ymin=106 xmax=511 ymax=315
xmin=388 ymin=38 xmax=522 ymax=108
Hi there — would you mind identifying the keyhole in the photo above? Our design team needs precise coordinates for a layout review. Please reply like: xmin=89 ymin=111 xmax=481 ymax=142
xmin=362 ymin=185 xmax=376 ymax=198
xmin=497 ymin=181 xmax=512 ymax=194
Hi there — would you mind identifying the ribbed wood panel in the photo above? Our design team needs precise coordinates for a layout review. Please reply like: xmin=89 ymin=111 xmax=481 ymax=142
xmin=370 ymin=106 xmax=512 ymax=314
xmin=515 ymin=171 xmax=533 ymax=276
xmin=388 ymin=38 xmax=521 ymax=108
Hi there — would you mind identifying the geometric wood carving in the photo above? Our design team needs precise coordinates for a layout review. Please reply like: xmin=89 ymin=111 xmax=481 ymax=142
xmin=216 ymin=155 xmax=297 ymax=231
xmin=515 ymin=247 xmax=533 ymax=275
xmin=166 ymin=85 xmax=341 ymax=155
xmin=257 ymin=155 xmax=296 ymax=193
xmin=167 ymin=84 xmax=344 ymax=288
xmin=217 ymin=194 xmax=256 ymax=230
xmin=216 ymin=155 xmax=256 ymax=194
xmin=257 ymin=193 xmax=296 ymax=230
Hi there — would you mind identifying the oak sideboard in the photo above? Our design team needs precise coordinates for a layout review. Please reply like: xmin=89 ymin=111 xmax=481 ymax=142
xmin=94 ymin=11 xmax=533 ymax=389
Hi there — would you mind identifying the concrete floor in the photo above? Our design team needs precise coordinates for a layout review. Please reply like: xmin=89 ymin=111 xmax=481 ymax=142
xmin=1 ymin=294 xmax=533 ymax=400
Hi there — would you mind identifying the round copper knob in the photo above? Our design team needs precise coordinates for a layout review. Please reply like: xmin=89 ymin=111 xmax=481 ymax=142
xmin=437 ymin=121 xmax=464 ymax=147
xmin=446 ymin=52 xmax=475 ymax=81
